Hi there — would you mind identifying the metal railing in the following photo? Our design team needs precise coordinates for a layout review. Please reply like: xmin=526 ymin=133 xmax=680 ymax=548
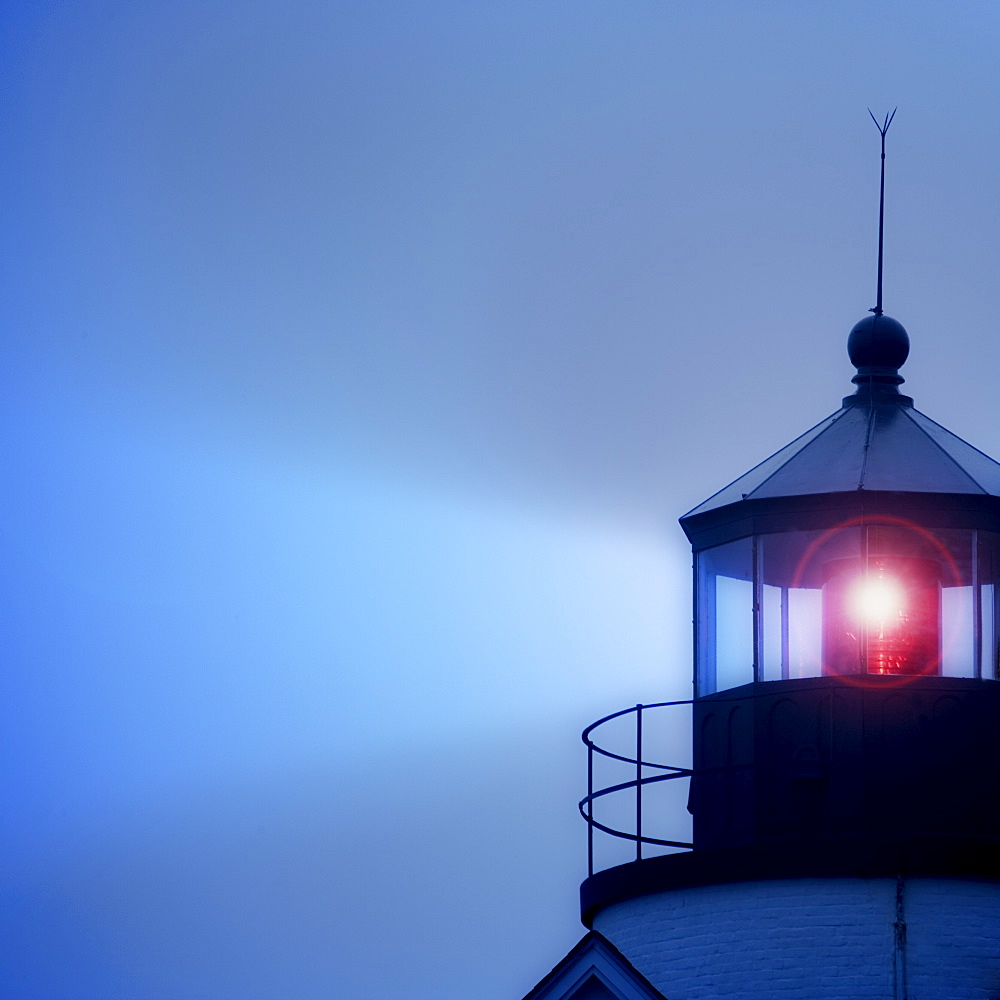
xmin=580 ymin=678 xmax=1000 ymax=877
xmin=580 ymin=700 xmax=694 ymax=876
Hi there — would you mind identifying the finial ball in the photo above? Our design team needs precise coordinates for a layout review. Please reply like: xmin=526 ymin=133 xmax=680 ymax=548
xmin=848 ymin=314 xmax=909 ymax=371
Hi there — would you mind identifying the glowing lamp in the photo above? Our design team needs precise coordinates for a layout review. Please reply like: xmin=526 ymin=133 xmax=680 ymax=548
xmin=822 ymin=556 xmax=941 ymax=677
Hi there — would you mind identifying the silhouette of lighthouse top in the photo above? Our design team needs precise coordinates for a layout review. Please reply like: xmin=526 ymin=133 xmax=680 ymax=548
xmin=526 ymin=117 xmax=1000 ymax=1000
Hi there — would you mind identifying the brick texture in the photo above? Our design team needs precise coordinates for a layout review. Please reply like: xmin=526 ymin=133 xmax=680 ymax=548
xmin=592 ymin=877 xmax=1000 ymax=1000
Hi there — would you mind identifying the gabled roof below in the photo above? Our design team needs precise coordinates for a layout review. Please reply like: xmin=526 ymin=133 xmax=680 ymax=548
xmin=521 ymin=931 xmax=667 ymax=1000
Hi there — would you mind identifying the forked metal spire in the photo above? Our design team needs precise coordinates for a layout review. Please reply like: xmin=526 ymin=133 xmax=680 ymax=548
xmin=868 ymin=107 xmax=897 ymax=316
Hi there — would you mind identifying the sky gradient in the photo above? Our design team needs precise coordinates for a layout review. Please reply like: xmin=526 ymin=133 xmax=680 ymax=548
xmin=3 ymin=3 xmax=1000 ymax=997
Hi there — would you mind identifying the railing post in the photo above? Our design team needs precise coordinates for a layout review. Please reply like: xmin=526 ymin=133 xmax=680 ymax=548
xmin=635 ymin=703 xmax=643 ymax=861
xmin=587 ymin=741 xmax=594 ymax=876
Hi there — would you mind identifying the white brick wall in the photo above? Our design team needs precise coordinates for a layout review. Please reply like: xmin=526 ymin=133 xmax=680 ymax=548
xmin=592 ymin=876 xmax=1000 ymax=1000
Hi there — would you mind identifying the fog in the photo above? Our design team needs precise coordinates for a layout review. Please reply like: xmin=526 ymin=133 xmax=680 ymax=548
xmin=3 ymin=2 xmax=1000 ymax=996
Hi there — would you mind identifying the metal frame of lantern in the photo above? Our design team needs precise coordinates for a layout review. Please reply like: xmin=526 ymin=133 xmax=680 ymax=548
xmin=579 ymin=485 xmax=1000 ymax=921
xmin=684 ymin=494 xmax=1000 ymax=697
xmin=677 ymin=487 xmax=1000 ymax=856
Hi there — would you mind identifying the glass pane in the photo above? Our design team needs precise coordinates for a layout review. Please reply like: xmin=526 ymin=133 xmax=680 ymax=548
xmin=716 ymin=575 xmax=753 ymax=691
xmin=942 ymin=586 xmax=974 ymax=677
xmin=697 ymin=538 xmax=752 ymax=695
xmin=982 ymin=584 xmax=996 ymax=680
xmin=788 ymin=588 xmax=822 ymax=678
xmin=761 ymin=584 xmax=783 ymax=681
xmin=979 ymin=531 xmax=999 ymax=681
xmin=762 ymin=527 xmax=860 ymax=679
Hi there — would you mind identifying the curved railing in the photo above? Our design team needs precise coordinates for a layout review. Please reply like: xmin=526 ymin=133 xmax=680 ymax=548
xmin=580 ymin=678 xmax=1000 ymax=877
xmin=580 ymin=700 xmax=694 ymax=876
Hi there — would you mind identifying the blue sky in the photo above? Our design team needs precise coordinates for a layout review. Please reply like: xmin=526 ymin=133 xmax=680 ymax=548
xmin=3 ymin=2 xmax=1000 ymax=997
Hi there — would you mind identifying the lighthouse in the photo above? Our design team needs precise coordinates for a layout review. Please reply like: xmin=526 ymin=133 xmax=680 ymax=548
xmin=523 ymin=126 xmax=1000 ymax=1000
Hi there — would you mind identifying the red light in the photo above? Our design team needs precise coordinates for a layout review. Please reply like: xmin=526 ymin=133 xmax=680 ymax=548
xmin=823 ymin=557 xmax=941 ymax=677
xmin=848 ymin=573 xmax=906 ymax=627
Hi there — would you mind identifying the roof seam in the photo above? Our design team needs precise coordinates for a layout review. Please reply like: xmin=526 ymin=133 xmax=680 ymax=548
xmin=741 ymin=407 xmax=855 ymax=501
xmin=909 ymin=408 xmax=1000 ymax=472
xmin=681 ymin=409 xmax=849 ymax=519
xmin=857 ymin=402 xmax=876 ymax=490
xmin=899 ymin=407 xmax=989 ymax=495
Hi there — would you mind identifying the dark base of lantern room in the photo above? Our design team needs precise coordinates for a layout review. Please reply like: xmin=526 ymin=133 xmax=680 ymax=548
xmin=584 ymin=674 xmax=1000 ymax=925
xmin=690 ymin=676 xmax=1000 ymax=850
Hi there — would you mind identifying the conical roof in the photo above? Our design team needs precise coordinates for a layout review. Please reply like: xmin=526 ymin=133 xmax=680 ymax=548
xmin=683 ymin=313 xmax=1000 ymax=523
xmin=684 ymin=404 xmax=1000 ymax=519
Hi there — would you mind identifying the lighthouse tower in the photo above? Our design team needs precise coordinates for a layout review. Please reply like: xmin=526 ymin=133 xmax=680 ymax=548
xmin=523 ymin=132 xmax=1000 ymax=1000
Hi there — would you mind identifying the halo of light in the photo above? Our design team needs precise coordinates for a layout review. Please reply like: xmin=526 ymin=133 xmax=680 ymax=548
xmin=790 ymin=515 xmax=963 ymax=688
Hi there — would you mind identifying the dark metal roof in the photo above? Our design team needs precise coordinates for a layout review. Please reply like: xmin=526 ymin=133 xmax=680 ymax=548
xmin=683 ymin=314 xmax=1000 ymax=521
xmin=684 ymin=401 xmax=1000 ymax=520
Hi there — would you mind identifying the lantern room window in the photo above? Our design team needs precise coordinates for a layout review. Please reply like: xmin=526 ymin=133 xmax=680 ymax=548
xmin=695 ymin=524 xmax=1000 ymax=695
xmin=696 ymin=538 xmax=754 ymax=693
